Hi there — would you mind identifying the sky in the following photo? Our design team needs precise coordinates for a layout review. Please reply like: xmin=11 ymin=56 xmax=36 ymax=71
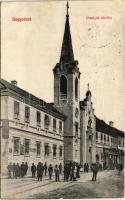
xmin=1 ymin=0 xmax=125 ymax=131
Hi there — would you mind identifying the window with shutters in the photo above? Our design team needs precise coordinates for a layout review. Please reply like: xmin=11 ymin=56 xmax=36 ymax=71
xmin=53 ymin=118 xmax=56 ymax=132
xmin=24 ymin=139 xmax=30 ymax=155
xmin=101 ymin=134 xmax=103 ymax=142
xmin=44 ymin=115 xmax=50 ymax=129
xmin=36 ymin=111 xmax=41 ymax=126
xmin=107 ymin=136 xmax=109 ymax=144
xmin=59 ymin=121 xmax=62 ymax=133
xmin=14 ymin=101 xmax=20 ymax=119
xmin=36 ymin=142 xmax=41 ymax=156
xmin=104 ymin=135 xmax=106 ymax=144
xmin=13 ymin=137 xmax=20 ymax=154
xmin=25 ymin=106 xmax=30 ymax=123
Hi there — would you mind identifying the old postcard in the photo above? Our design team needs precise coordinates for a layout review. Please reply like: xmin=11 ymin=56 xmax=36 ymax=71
xmin=0 ymin=0 xmax=124 ymax=199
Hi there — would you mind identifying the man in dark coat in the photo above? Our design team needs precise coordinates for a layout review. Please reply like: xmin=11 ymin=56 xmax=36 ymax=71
xmin=31 ymin=163 xmax=37 ymax=178
xmin=24 ymin=162 xmax=28 ymax=176
xmin=44 ymin=162 xmax=47 ymax=176
xmin=63 ymin=163 xmax=70 ymax=182
xmin=7 ymin=163 xmax=13 ymax=178
xmin=48 ymin=164 xmax=53 ymax=180
xmin=86 ymin=163 xmax=89 ymax=172
xmin=37 ymin=162 xmax=44 ymax=181
xmin=20 ymin=162 xmax=25 ymax=177
xmin=59 ymin=163 xmax=62 ymax=174
xmin=16 ymin=163 xmax=20 ymax=177
xmin=54 ymin=165 xmax=60 ymax=182
xmin=76 ymin=163 xmax=80 ymax=178
xmin=91 ymin=163 xmax=99 ymax=181
xmin=12 ymin=163 xmax=16 ymax=178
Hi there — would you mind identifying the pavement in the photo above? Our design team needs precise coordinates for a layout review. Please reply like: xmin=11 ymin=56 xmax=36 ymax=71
xmin=1 ymin=170 xmax=118 ymax=199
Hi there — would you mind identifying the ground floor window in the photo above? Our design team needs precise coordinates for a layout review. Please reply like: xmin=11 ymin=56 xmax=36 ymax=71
xmin=44 ymin=143 xmax=50 ymax=156
xmin=24 ymin=139 xmax=30 ymax=155
xmin=59 ymin=146 xmax=63 ymax=157
xmin=13 ymin=137 xmax=20 ymax=154
xmin=36 ymin=142 xmax=41 ymax=156
xmin=53 ymin=144 xmax=57 ymax=157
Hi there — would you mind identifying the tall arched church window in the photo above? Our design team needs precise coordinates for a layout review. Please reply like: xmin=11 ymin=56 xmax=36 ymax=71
xmin=75 ymin=77 xmax=78 ymax=100
xmin=60 ymin=75 xmax=67 ymax=100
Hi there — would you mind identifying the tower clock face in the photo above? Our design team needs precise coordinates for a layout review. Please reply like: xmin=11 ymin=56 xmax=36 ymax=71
xmin=75 ymin=108 xmax=79 ymax=118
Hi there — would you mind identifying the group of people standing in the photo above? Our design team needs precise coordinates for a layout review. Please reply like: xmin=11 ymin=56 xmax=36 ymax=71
xmin=7 ymin=161 xmax=123 ymax=182
xmin=7 ymin=162 xmax=28 ymax=178
xmin=84 ymin=163 xmax=89 ymax=172
xmin=31 ymin=162 xmax=62 ymax=181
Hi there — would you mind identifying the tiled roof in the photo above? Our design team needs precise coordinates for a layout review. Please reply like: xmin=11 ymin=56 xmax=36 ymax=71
xmin=96 ymin=117 xmax=124 ymax=137
xmin=0 ymin=78 xmax=65 ymax=120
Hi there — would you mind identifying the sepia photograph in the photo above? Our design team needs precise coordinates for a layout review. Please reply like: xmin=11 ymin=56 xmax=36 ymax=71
xmin=0 ymin=0 xmax=125 ymax=198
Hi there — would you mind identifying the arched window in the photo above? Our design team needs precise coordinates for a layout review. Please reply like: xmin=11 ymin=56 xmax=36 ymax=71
xmin=75 ymin=77 xmax=78 ymax=100
xmin=60 ymin=75 xmax=67 ymax=99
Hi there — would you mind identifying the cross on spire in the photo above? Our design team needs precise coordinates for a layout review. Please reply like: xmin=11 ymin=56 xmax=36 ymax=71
xmin=60 ymin=1 xmax=74 ymax=63
xmin=66 ymin=1 xmax=69 ymax=17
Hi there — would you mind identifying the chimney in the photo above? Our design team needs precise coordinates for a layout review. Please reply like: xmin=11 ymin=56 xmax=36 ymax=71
xmin=11 ymin=80 xmax=17 ymax=86
xmin=109 ymin=121 xmax=114 ymax=127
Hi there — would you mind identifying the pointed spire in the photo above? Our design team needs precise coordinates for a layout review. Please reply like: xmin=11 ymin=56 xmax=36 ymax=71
xmin=86 ymin=83 xmax=92 ymax=98
xmin=87 ymin=83 xmax=90 ymax=91
xmin=60 ymin=1 xmax=74 ymax=64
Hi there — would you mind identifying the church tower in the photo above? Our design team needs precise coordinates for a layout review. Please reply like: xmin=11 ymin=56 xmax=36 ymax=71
xmin=53 ymin=2 xmax=81 ymax=163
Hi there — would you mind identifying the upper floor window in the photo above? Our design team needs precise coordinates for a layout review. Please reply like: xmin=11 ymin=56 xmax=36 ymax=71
xmin=13 ymin=137 xmax=20 ymax=154
xmin=14 ymin=101 xmax=20 ymax=119
xmin=107 ymin=136 xmax=109 ymax=143
xmin=75 ymin=122 xmax=78 ymax=136
xmin=53 ymin=118 xmax=56 ymax=132
xmin=25 ymin=106 xmax=30 ymax=123
xmin=36 ymin=111 xmax=41 ymax=126
xmin=60 ymin=75 xmax=67 ymax=101
xmin=75 ymin=77 xmax=78 ymax=100
xmin=59 ymin=121 xmax=62 ymax=133
xmin=36 ymin=141 xmax=41 ymax=156
xmin=24 ymin=139 xmax=30 ymax=155
xmin=44 ymin=115 xmax=50 ymax=129
xmin=104 ymin=135 xmax=106 ymax=143
xmin=101 ymin=134 xmax=103 ymax=142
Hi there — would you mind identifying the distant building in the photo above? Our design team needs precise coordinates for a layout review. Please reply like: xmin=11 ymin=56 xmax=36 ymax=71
xmin=0 ymin=2 xmax=124 ymax=174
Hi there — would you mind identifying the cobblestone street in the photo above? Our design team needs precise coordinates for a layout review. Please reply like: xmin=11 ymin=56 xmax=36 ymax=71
xmin=1 ymin=170 xmax=124 ymax=199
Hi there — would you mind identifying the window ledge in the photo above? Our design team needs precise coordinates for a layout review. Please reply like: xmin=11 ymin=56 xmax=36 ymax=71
xmin=13 ymin=154 xmax=20 ymax=156
xmin=24 ymin=154 xmax=30 ymax=157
